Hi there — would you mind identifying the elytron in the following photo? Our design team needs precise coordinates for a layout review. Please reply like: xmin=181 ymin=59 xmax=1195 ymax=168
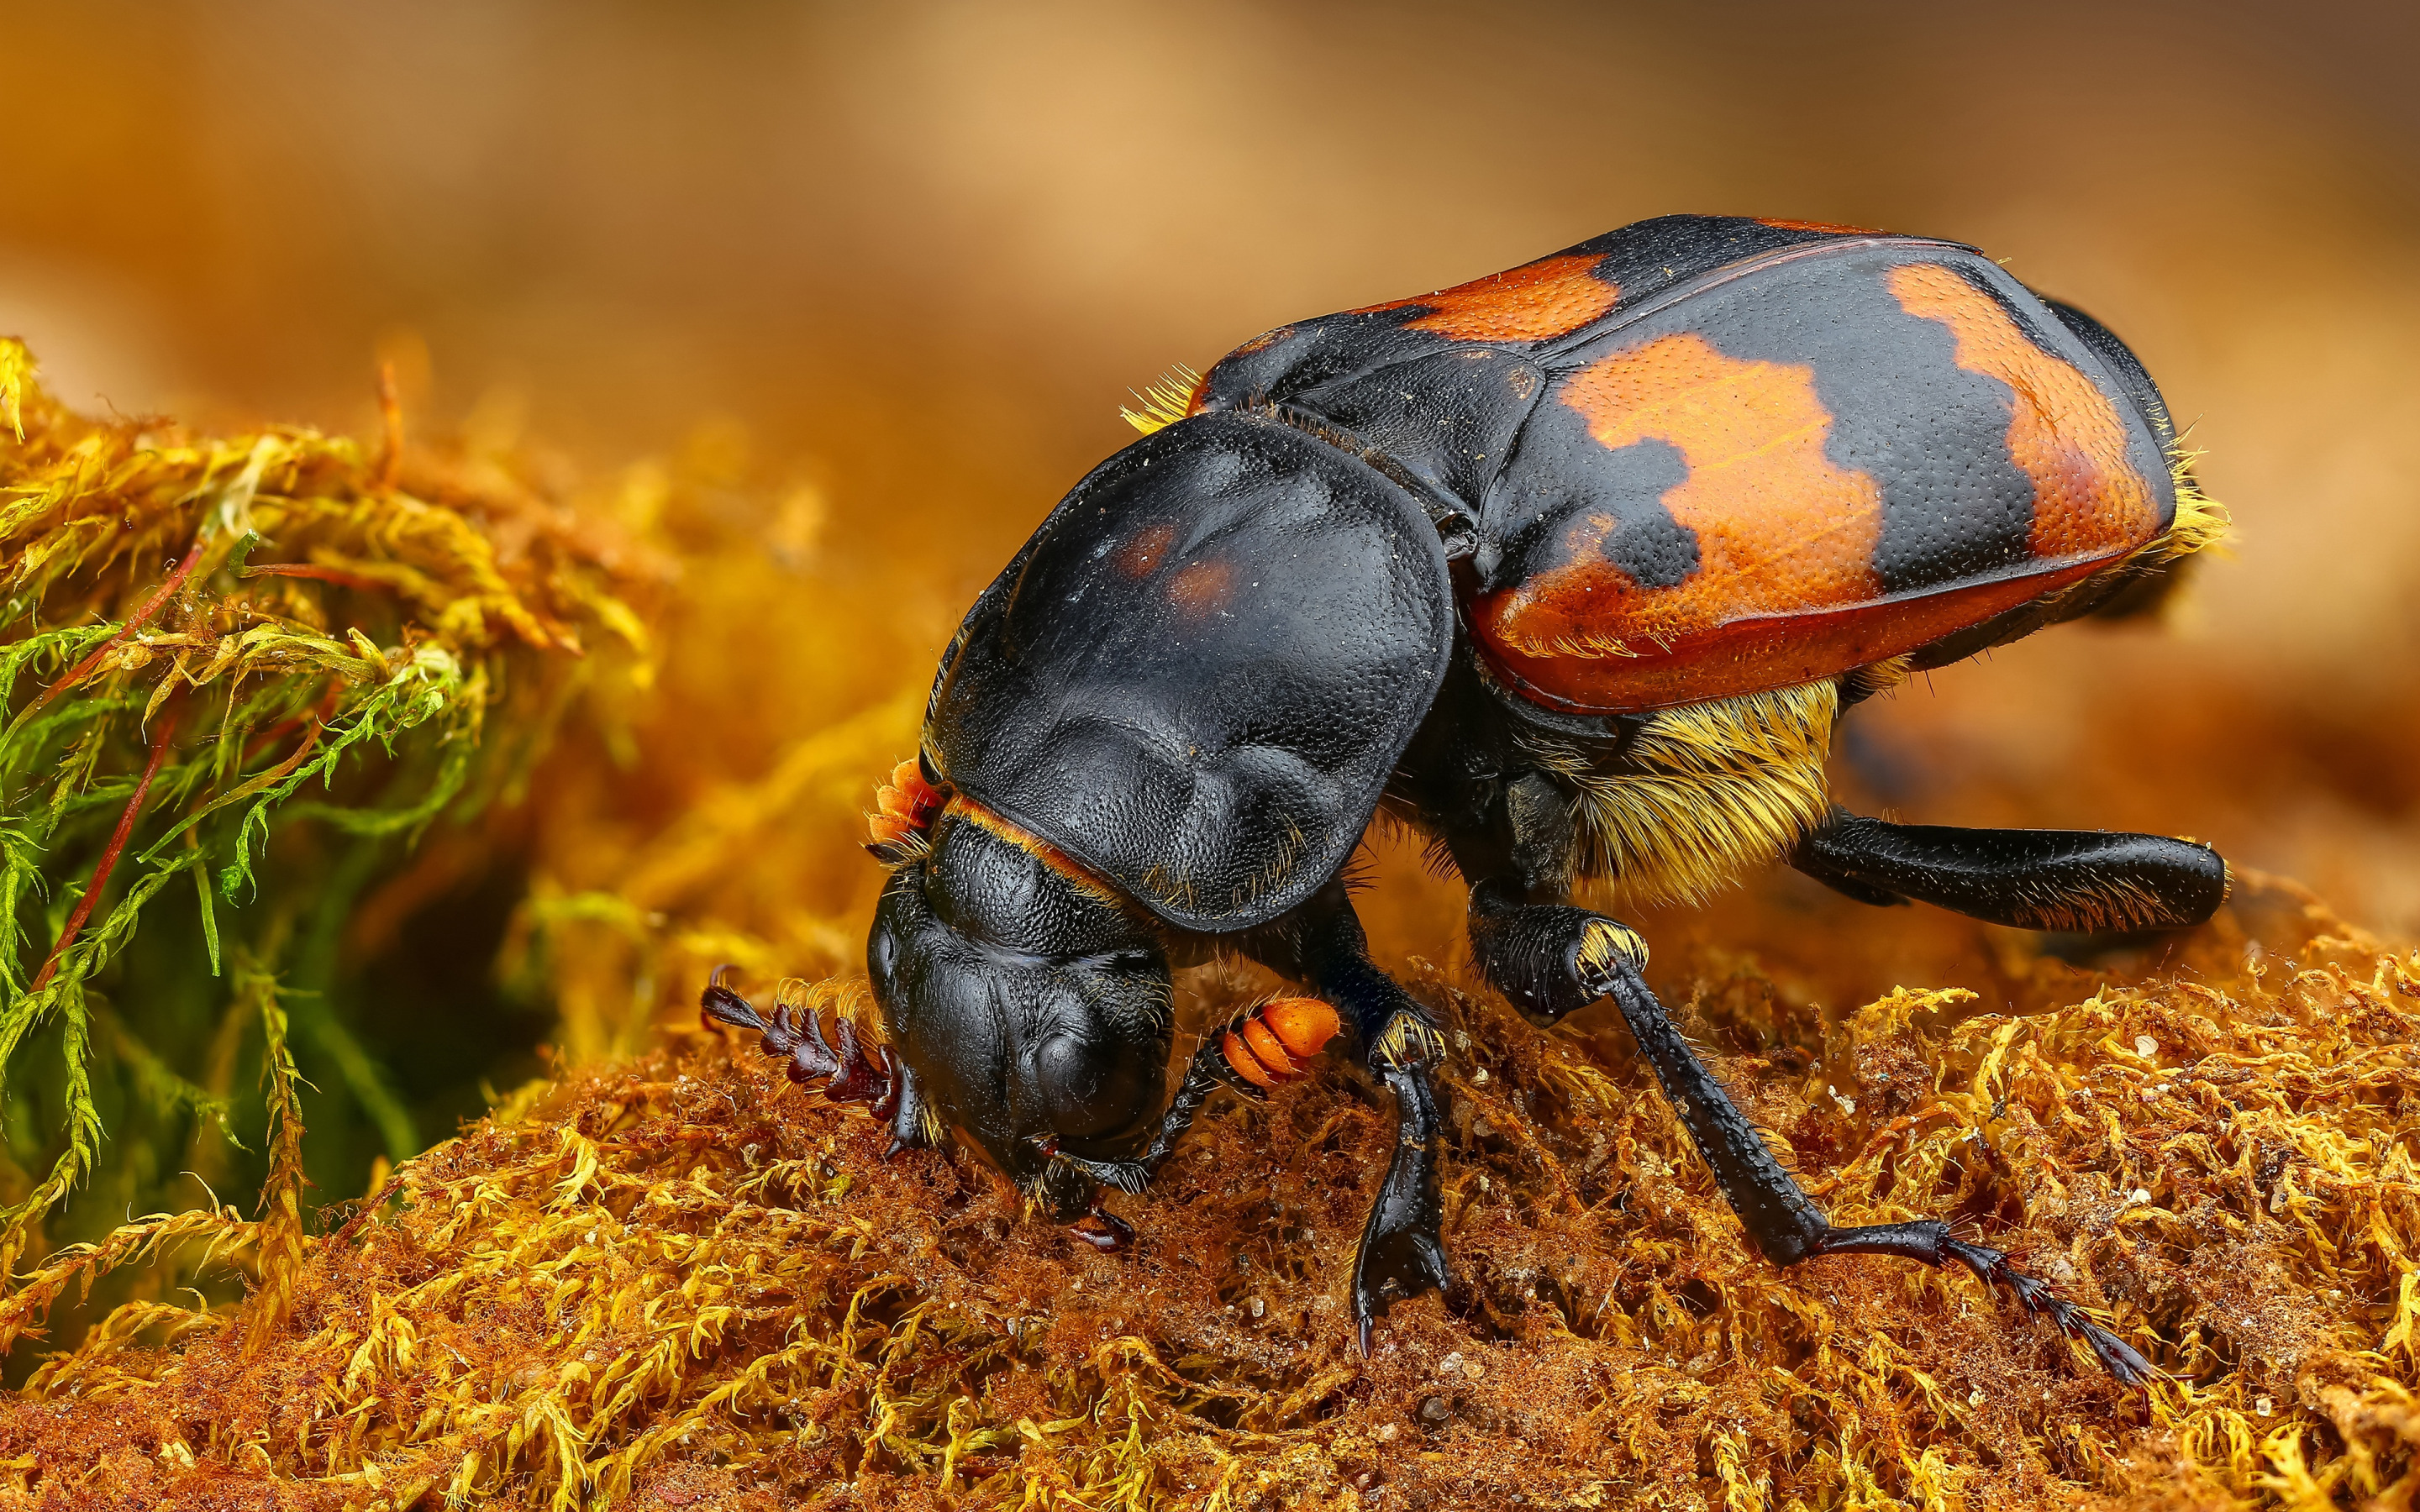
xmin=708 ymin=213 xmax=2228 ymax=1383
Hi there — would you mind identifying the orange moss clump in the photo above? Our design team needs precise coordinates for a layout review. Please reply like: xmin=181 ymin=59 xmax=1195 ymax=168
xmin=2 ymin=337 xmax=2414 ymax=1510
xmin=0 ymin=875 xmax=2413 ymax=1509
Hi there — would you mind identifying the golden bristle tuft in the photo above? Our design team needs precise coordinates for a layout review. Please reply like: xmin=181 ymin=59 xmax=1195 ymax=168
xmin=1543 ymin=680 xmax=1839 ymax=910
xmin=2160 ymin=442 xmax=2233 ymax=562
xmin=1118 ymin=362 xmax=1204 ymax=436
xmin=1573 ymin=918 xmax=1650 ymax=976
xmin=2012 ymin=439 xmax=2234 ymax=632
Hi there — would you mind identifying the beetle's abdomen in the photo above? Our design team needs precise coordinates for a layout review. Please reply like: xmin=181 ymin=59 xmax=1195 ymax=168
xmin=1470 ymin=244 xmax=2177 ymax=713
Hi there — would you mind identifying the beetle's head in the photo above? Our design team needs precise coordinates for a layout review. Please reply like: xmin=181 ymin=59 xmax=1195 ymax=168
xmin=866 ymin=794 xmax=1172 ymax=1214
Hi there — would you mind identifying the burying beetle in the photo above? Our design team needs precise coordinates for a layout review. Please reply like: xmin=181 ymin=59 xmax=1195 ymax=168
xmin=706 ymin=214 xmax=2230 ymax=1384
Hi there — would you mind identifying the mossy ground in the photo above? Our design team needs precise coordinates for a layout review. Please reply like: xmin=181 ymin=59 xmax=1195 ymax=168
xmin=0 ymin=355 xmax=2416 ymax=1510
xmin=7 ymin=879 xmax=2419 ymax=1509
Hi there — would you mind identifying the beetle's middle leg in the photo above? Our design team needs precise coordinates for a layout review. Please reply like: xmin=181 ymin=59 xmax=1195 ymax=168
xmin=1453 ymin=770 xmax=1646 ymax=1023
xmin=1596 ymin=958 xmax=2155 ymax=1383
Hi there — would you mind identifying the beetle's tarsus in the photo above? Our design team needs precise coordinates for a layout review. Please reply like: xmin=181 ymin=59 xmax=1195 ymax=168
xmin=1808 ymin=1221 xmax=2158 ymax=1386
xmin=701 ymin=971 xmax=897 ymax=1119
xmin=1595 ymin=955 xmax=2159 ymax=1388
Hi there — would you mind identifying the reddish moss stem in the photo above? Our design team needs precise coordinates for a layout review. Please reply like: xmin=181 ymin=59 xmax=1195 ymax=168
xmin=30 ymin=699 xmax=183 ymax=993
xmin=28 ymin=536 xmax=209 ymax=715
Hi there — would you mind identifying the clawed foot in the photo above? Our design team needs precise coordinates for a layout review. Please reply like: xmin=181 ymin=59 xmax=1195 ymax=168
xmin=702 ymin=966 xmax=897 ymax=1120
xmin=1812 ymin=1218 xmax=2156 ymax=1386
xmin=1939 ymin=1234 xmax=2156 ymax=1386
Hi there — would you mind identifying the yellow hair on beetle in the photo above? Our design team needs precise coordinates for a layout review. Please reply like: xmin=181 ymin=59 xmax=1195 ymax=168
xmin=1541 ymin=679 xmax=1839 ymax=909
xmin=1119 ymin=362 xmax=1203 ymax=436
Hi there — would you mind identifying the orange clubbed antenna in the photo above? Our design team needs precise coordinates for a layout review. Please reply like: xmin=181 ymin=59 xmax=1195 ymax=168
xmin=865 ymin=756 xmax=944 ymax=861
xmin=1218 ymin=997 xmax=1341 ymax=1089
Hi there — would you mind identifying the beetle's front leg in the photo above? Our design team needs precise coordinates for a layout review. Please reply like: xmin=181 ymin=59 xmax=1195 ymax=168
xmin=1596 ymin=958 xmax=2155 ymax=1385
xmin=1353 ymin=1053 xmax=1448 ymax=1350
xmin=1046 ymin=1034 xmax=1250 ymax=1194
xmin=1257 ymin=880 xmax=1451 ymax=1349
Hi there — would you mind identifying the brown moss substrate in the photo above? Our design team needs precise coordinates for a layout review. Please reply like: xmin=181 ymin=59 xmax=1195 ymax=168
xmin=1 ymin=874 xmax=2413 ymax=1510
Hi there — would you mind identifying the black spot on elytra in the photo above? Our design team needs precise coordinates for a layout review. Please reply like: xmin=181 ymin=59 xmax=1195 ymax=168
xmin=1480 ymin=396 xmax=1700 ymax=594
xmin=1556 ymin=214 xmax=1874 ymax=315
xmin=1518 ymin=246 xmax=2044 ymax=596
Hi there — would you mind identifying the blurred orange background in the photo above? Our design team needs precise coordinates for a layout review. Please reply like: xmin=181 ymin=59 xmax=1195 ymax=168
xmin=9 ymin=0 xmax=2420 ymax=1027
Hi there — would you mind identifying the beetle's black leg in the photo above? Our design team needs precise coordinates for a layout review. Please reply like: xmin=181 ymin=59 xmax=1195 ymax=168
xmin=1046 ymin=1035 xmax=1250 ymax=1194
xmin=1596 ymin=960 xmax=2154 ymax=1384
xmin=1444 ymin=769 xmax=1648 ymax=1024
xmin=1354 ymin=1054 xmax=1447 ymax=1352
xmin=1467 ymin=877 xmax=1648 ymax=1025
xmin=1253 ymin=879 xmax=1450 ymax=1350
xmin=1791 ymin=807 xmax=2228 ymax=932
xmin=1797 ymin=1221 xmax=2155 ymax=1383
xmin=885 ymin=1064 xmax=940 ymax=1159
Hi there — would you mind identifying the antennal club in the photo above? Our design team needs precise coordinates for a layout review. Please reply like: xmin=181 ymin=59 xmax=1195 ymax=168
xmin=702 ymin=965 xmax=897 ymax=1120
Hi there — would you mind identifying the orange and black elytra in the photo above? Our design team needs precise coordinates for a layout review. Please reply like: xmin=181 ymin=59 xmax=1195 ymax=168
xmin=706 ymin=215 xmax=2228 ymax=1386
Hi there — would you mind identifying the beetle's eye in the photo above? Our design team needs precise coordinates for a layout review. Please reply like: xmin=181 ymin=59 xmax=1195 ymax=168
xmin=1034 ymin=1033 xmax=1150 ymax=1140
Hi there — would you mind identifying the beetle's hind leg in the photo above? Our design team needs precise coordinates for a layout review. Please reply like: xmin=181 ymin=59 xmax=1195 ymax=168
xmin=1594 ymin=960 xmax=2154 ymax=1384
xmin=1791 ymin=807 xmax=2228 ymax=933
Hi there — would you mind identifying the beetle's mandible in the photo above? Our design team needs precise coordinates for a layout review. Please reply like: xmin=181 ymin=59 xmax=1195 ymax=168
xmin=708 ymin=214 xmax=2228 ymax=1384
